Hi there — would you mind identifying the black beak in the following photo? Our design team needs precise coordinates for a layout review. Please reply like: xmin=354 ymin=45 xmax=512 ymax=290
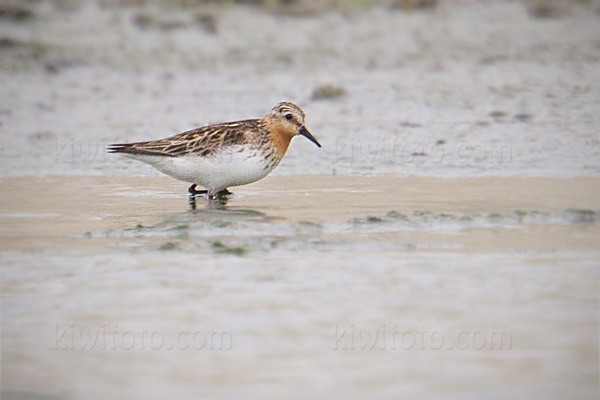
xmin=298 ymin=126 xmax=321 ymax=148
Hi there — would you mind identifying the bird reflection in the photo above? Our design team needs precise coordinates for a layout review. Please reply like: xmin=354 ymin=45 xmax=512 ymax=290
xmin=187 ymin=194 xmax=268 ymax=220
xmin=188 ymin=195 xmax=230 ymax=212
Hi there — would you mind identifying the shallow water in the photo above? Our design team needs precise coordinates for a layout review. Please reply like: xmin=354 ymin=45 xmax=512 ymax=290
xmin=1 ymin=175 xmax=598 ymax=399
xmin=1 ymin=175 xmax=599 ymax=251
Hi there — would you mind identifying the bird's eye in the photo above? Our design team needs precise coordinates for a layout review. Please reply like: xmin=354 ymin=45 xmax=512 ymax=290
xmin=285 ymin=113 xmax=293 ymax=121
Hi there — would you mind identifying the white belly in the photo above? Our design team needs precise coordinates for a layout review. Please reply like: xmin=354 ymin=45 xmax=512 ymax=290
xmin=125 ymin=146 xmax=276 ymax=192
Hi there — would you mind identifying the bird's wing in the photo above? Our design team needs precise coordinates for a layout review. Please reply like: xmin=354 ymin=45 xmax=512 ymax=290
xmin=108 ymin=119 xmax=260 ymax=157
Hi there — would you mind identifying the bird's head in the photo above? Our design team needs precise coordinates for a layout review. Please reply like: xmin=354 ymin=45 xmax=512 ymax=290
xmin=265 ymin=102 xmax=321 ymax=148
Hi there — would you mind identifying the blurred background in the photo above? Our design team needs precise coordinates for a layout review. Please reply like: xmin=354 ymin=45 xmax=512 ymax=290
xmin=1 ymin=0 xmax=599 ymax=177
xmin=1 ymin=1 xmax=599 ymax=399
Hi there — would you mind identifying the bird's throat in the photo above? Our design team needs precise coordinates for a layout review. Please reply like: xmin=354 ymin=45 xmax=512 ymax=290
xmin=265 ymin=120 xmax=293 ymax=157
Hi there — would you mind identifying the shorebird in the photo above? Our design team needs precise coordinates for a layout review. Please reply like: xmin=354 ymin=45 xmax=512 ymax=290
xmin=108 ymin=102 xmax=321 ymax=199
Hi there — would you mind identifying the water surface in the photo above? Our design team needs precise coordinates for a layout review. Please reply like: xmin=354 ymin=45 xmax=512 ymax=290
xmin=1 ymin=175 xmax=598 ymax=399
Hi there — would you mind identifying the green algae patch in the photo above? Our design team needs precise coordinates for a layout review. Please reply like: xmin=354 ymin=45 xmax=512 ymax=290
xmin=564 ymin=208 xmax=599 ymax=223
xmin=158 ymin=242 xmax=179 ymax=251
xmin=211 ymin=241 xmax=247 ymax=256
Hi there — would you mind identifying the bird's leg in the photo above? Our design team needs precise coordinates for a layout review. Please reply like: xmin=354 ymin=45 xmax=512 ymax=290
xmin=188 ymin=184 xmax=207 ymax=196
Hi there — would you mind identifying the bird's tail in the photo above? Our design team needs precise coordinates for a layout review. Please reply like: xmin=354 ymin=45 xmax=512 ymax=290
xmin=107 ymin=142 xmax=168 ymax=156
xmin=106 ymin=143 xmax=136 ymax=154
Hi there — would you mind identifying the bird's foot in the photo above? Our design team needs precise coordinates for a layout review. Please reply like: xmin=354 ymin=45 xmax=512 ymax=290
xmin=189 ymin=185 xmax=233 ymax=201
xmin=210 ymin=189 xmax=232 ymax=200
xmin=188 ymin=184 xmax=207 ymax=196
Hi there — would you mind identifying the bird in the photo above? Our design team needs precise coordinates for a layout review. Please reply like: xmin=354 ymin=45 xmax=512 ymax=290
xmin=108 ymin=102 xmax=321 ymax=199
